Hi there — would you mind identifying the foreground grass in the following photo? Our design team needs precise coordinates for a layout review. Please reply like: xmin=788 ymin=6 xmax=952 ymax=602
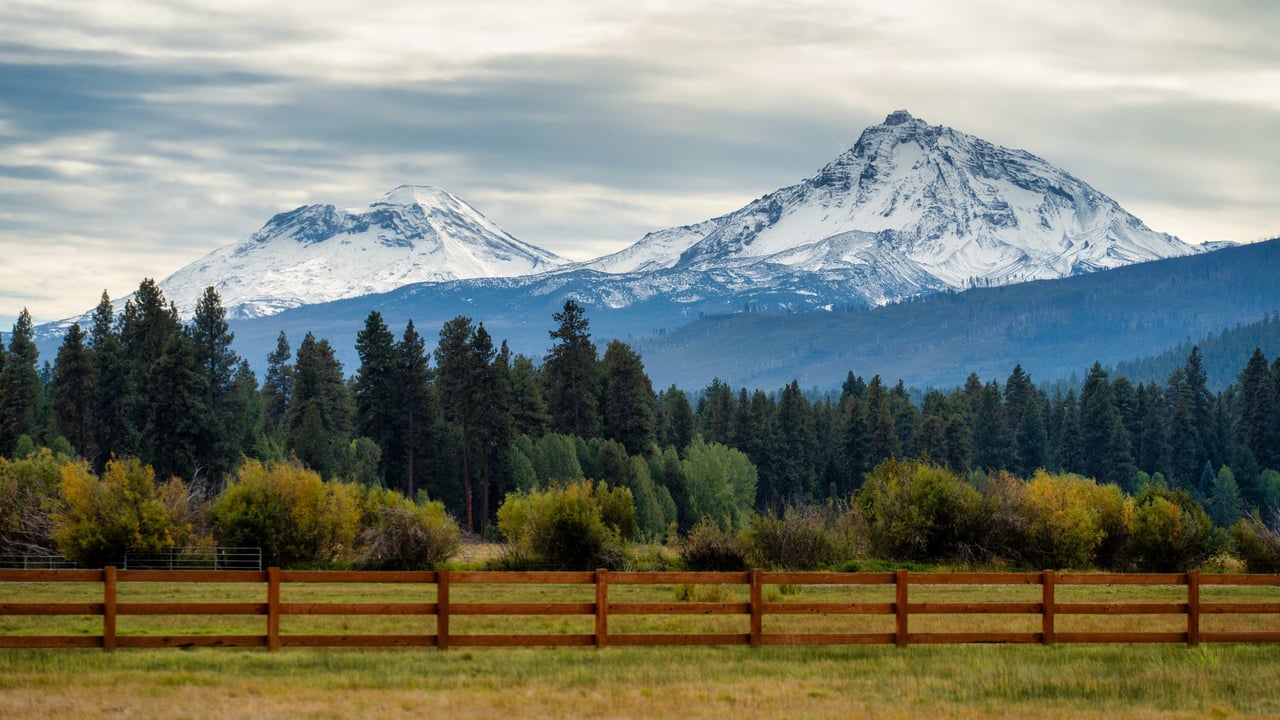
xmin=1 ymin=644 xmax=1278 ymax=719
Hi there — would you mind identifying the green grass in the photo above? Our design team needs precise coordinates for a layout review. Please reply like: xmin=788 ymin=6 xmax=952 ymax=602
xmin=1 ymin=644 xmax=1278 ymax=719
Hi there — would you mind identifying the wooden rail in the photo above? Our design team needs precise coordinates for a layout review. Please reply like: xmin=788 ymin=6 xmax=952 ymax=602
xmin=1 ymin=568 xmax=1278 ymax=651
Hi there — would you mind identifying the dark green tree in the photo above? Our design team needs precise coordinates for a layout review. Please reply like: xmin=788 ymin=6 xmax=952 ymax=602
xmin=435 ymin=316 xmax=479 ymax=531
xmin=544 ymin=300 xmax=600 ymax=437
xmin=396 ymin=320 xmax=438 ymax=499
xmin=0 ymin=309 xmax=43 ymax=455
xmin=354 ymin=311 xmax=400 ymax=486
xmin=696 ymin=378 xmax=735 ymax=446
xmin=261 ymin=331 xmax=294 ymax=431
xmin=144 ymin=331 xmax=205 ymax=481
xmin=1080 ymin=362 xmax=1119 ymax=483
xmin=285 ymin=333 xmax=350 ymax=478
xmin=508 ymin=354 xmax=549 ymax=437
xmin=600 ymin=340 xmax=657 ymax=455
xmin=766 ymin=380 xmax=816 ymax=507
xmin=657 ymin=385 xmax=694 ymax=451
xmin=1014 ymin=397 xmax=1049 ymax=477
xmin=88 ymin=291 xmax=131 ymax=468
xmin=51 ymin=323 xmax=96 ymax=458
xmin=1237 ymin=348 xmax=1278 ymax=472
xmin=1055 ymin=390 xmax=1085 ymax=475
xmin=971 ymin=381 xmax=1010 ymax=471
xmin=190 ymin=287 xmax=244 ymax=485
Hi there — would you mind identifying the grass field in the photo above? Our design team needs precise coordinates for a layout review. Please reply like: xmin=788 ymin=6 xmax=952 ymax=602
xmin=2 ymin=643 xmax=1280 ymax=719
xmin=2 ymin=576 xmax=1280 ymax=718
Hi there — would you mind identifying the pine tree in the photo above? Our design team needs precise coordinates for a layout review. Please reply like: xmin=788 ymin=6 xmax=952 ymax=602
xmin=971 ymin=381 xmax=1010 ymax=471
xmin=1014 ymin=397 xmax=1049 ymax=478
xmin=600 ymin=340 xmax=657 ymax=455
xmin=1102 ymin=415 xmax=1138 ymax=490
xmin=118 ymin=279 xmax=182 ymax=456
xmin=1237 ymin=348 xmax=1278 ymax=471
xmin=657 ymin=385 xmax=693 ymax=451
xmin=1208 ymin=466 xmax=1243 ymax=527
xmin=88 ymin=291 xmax=131 ymax=467
xmin=354 ymin=311 xmax=400 ymax=486
xmin=470 ymin=324 xmax=514 ymax=532
xmin=1003 ymin=364 xmax=1034 ymax=435
xmin=1055 ymin=390 xmax=1085 ymax=475
xmin=508 ymin=354 xmax=549 ymax=437
xmin=696 ymin=378 xmax=735 ymax=446
xmin=396 ymin=320 xmax=438 ymax=499
xmin=865 ymin=376 xmax=901 ymax=467
xmin=544 ymin=300 xmax=600 ymax=437
xmin=51 ymin=323 xmax=96 ymax=458
xmin=261 ymin=331 xmax=294 ymax=431
xmin=435 ymin=316 xmax=479 ymax=531
xmin=144 ymin=331 xmax=205 ymax=481
xmin=0 ymin=309 xmax=44 ymax=455
xmin=1080 ymin=363 xmax=1119 ymax=482
xmin=190 ymin=287 xmax=243 ymax=484
xmin=767 ymin=380 xmax=816 ymax=507
xmin=285 ymin=332 xmax=349 ymax=478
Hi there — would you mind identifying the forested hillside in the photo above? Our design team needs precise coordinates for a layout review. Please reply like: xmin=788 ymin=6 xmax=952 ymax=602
xmin=3 ymin=283 xmax=1280 ymax=572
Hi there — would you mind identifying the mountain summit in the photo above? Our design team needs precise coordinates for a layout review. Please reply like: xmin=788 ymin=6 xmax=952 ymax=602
xmin=585 ymin=111 xmax=1196 ymax=302
xmin=159 ymin=185 xmax=566 ymax=319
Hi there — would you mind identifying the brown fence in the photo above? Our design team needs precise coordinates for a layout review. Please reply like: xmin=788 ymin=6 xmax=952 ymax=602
xmin=1 ymin=568 xmax=1278 ymax=651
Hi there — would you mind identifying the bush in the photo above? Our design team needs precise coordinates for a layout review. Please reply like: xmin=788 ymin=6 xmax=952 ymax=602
xmin=679 ymin=518 xmax=749 ymax=571
xmin=51 ymin=458 xmax=178 ymax=567
xmin=0 ymin=448 xmax=68 ymax=555
xmin=857 ymin=458 xmax=982 ymax=562
xmin=1125 ymin=485 xmax=1220 ymax=571
xmin=210 ymin=459 xmax=362 ymax=567
xmin=1021 ymin=470 xmax=1129 ymax=570
xmin=1230 ymin=513 xmax=1280 ymax=573
xmin=355 ymin=498 xmax=461 ymax=570
xmin=745 ymin=505 xmax=843 ymax=570
xmin=496 ymin=481 xmax=628 ymax=570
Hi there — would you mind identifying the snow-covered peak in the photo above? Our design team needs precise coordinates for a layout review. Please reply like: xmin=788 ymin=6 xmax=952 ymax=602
xmin=587 ymin=110 xmax=1196 ymax=299
xmin=153 ymin=186 xmax=567 ymax=319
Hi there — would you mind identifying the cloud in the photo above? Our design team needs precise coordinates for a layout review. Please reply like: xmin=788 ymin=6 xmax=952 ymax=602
xmin=0 ymin=0 xmax=1276 ymax=328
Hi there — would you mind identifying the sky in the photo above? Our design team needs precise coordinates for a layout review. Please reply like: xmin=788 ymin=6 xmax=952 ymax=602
xmin=1 ymin=0 xmax=1277 ymax=329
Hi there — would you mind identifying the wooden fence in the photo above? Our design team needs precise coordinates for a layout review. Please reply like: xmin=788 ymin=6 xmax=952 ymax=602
xmin=1 ymin=568 xmax=1278 ymax=651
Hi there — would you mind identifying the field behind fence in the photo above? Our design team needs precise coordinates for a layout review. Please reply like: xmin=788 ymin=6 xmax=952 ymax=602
xmin=2 ymin=568 xmax=1279 ymax=651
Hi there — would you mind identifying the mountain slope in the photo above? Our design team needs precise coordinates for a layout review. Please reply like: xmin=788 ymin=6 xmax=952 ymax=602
xmin=584 ymin=110 xmax=1196 ymax=305
xmin=160 ymin=185 xmax=566 ymax=319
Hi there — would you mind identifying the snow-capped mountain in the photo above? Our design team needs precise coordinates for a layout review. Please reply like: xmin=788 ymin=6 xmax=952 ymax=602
xmin=159 ymin=185 xmax=566 ymax=319
xmin=584 ymin=110 xmax=1196 ymax=302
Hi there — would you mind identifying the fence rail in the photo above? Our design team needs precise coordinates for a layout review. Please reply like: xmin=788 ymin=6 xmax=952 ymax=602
xmin=1 ymin=568 xmax=1278 ymax=651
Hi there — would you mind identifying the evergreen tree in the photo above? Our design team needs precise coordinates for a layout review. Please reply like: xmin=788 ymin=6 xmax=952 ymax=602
xmin=543 ymin=300 xmax=600 ymax=437
xmin=1237 ymin=348 xmax=1278 ymax=471
xmin=354 ymin=311 xmax=400 ymax=486
xmin=1136 ymin=382 xmax=1171 ymax=478
xmin=656 ymin=385 xmax=694 ymax=451
xmin=144 ymin=331 xmax=205 ymax=481
xmin=261 ymin=331 xmax=294 ymax=431
xmin=508 ymin=354 xmax=550 ymax=437
xmin=864 ymin=376 xmax=901 ymax=467
xmin=88 ymin=291 xmax=131 ymax=468
xmin=1208 ymin=465 xmax=1243 ymax=527
xmin=0 ymin=309 xmax=43 ymax=455
xmin=470 ymin=324 xmax=514 ymax=532
xmin=1003 ymin=364 xmax=1034 ymax=435
xmin=396 ymin=320 xmax=438 ymax=498
xmin=51 ymin=323 xmax=96 ymax=458
xmin=971 ymin=381 xmax=1011 ymax=471
xmin=766 ymin=380 xmax=816 ymax=507
xmin=1080 ymin=362 xmax=1119 ymax=483
xmin=190 ymin=287 xmax=243 ymax=484
xmin=1014 ymin=397 xmax=1049 ymax=478
xmin=1168 ymin=348 xmax=1214 ymax=489
xmin=117 ymin=279 xmax=182 ymax=456
xmin=1102 ymin=415 xmax=1138 ymax=490
xmin=1055 ymin=390 xmax=1085 ymax=474
xmin=435 ymin=316 xmax=479 ymax=531
xmin=285 ymin=332 xmax=349 ymax=478
xmin=696 ymin=378 xmax=735 ymax=445
xmin=600 ymin=340 xmax=657 ymax=455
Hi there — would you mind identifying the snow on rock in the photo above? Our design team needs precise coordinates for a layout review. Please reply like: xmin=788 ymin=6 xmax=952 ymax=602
xmin=584 ymin=110 xmax=1196 ymax=305
xmin=158 ymin=185 xmax=566 ymax=319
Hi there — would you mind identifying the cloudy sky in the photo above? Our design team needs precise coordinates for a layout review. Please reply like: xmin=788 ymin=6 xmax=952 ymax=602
xmin=1 ymin=0 xmax=1277 ymax=329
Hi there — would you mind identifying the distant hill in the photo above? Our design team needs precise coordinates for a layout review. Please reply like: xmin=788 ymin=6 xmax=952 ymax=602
xmin=632 ymin=237 xmax=1280 ymax=390
xmin=1112 ymin=313 xmax=1280 ymax=391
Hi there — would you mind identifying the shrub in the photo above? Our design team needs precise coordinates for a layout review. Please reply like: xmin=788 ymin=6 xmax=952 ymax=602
xmin=496 ymin=481 xmax=628 ymax=570
xmin=1125 ymin=485 xmax=1220 ymax=571
xmin=210 ymin=459 xmax=362 ymax=567
xmin=679 ymin=517 xmax=749 ymax=571
xmin=745 ymin=505 xmax=843 ymax=570
xmin=52 ymin=458 xmax=176 ymax=567
xmin=1021 ymin=470 xmax=1129 ymax=570
xmin=0 ymin=448 xmax=68 ymax=555
xmin=1230 ymin=513 xmax=1280 ymax=573
xmin=355 ymin=499 xmax=461 ymax=570
xmin=857 ymin=458 xmax=982 ymax=562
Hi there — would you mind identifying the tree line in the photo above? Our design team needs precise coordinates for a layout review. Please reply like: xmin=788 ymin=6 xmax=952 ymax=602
xmin=2 ymin=279 xmax=1279 ymax=547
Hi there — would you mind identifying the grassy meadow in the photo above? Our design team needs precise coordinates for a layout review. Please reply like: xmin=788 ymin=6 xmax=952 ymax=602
xmin=3 ymin=574 xmax=1280 ymax=718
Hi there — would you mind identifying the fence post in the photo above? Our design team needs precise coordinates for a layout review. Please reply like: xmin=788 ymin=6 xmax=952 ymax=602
xmin=1042 ymin=570 xmax=1055 ymax=647
xmin=267 ymin=567 xmax=280 ymax=651
xmin=436 ymin=568 xmax=450 ymax=652
xmin=749 ymin=568 xmax=763 ymax=648
xmin=1187 ymin=570 xmax=1200 ymax=648
xmin=895 ymin=569 xmax=909 ymax=648
xmin=595 ymin=569 xmax=609 ymax=649
xmin=103 ymin=566 xmax=117 ymax=653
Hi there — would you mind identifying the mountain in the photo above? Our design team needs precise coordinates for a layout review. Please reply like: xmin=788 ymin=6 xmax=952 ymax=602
xmin=158 ymin=185 xmax=566 ymax=319
xmin=584 ymin=110 xmax=1196 ymax=305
